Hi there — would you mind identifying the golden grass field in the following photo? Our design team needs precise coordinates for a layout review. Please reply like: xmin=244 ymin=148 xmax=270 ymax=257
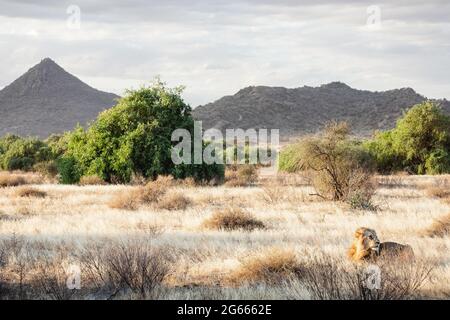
xmin=0 ymin=170 xmax=449 ymax=299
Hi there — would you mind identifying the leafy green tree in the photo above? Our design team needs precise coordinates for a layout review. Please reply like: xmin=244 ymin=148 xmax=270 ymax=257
xmin=366 ymin=101 xmax=450 ymax=174
xmin=63 ymin=80 xmax=224 ymax=183
xmin=0 ymin=134 xmax=52 ymax=171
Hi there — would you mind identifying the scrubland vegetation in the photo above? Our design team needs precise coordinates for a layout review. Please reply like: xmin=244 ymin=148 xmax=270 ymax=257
xmin=0 ymin=170 xmax=448 ymax=299
xmin=0 ymin=83 xmax=449 ymax=300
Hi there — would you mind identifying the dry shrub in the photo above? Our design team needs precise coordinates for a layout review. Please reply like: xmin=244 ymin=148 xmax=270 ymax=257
xmin=202 ymin=207 xmax=265 ymax=231
xmin=139 ymin=175 xmax=173 ymax=204
xmin=425 ymin=187 xmax=450 ymax=199
xmin=0 ymin=172 xmax=44 ymax=187
xmin=180 ymin=177 xmax=197 ymax=187
xmin=423 ymin=213 xmax=450 ymax=238
xmin=155 ymin=191 xmax=191 ymax=211
xmin=32 ymin=161 xmax=58 ymax=179
xmin=108 ymin=189 xmax=140 ymax=210
xmin=79 ymin=175 xmax=107 ymax=186
xmin=225 ymin=165 xmax=257 ymax=187
xmin=291 ymin=252 xmax=433 ymax=300
xmin=259 ymin=181 xmax=285 ymax=204
xmin=14 ymin=186 xmax=47 ymax=198
xmin=0 ymin=173 xmax=26 ymax=187
xmin=0 ymin=235 xmax=35 ymax=299
xmin=80 ymin=241 xmax=172 ymax=299
xmin=32 ymin=250 xmax=81 ymax=300
xmin=377 ymin=175 xmax=406 ymax=188
xmin=229 ymin=247 xmax=302 ymax=285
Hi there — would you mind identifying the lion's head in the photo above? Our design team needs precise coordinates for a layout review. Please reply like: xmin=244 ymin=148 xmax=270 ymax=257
xmin=348 ymin=227 xmax=381 ymax=261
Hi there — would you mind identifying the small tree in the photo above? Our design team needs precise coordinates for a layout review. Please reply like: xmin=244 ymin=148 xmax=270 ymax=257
xmin=62 ymin=79 xmax=224 ymax=183
xmin=0 ymin=135 xmax=52 ymax=171
xmin=280 ymin=122 xmax=376 ymax=203
xmin=366 ymin=101 xmax=450 ymax=174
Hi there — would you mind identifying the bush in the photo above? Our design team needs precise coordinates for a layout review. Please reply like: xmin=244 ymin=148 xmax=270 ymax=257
xmin=33 ymin=161 xmax=58 ymax=178
xmin=108 ymin=189 xmax=140 ymax=210
xmin=155 ymin=191 xmax=191 ymax=211
xmin=423 ymin=213 xmax=450 ymax=238
xmin=224 ymin=165 xmax=258 ymax=187
xmin=139 ymin=176 xmax=172 ymax=204
xmin=296 ymin=252 xmax=433 ymax=300
xmin=79 ymin=175 xmax=107 ymax=186
xmin=57 ymin=156 xmax=81 ymax=184
xmin=280 ymin=122 xmax=376 ymax=202
xmin=14 ymin=187 xmax=47 ymax=198
xmin=0 ymin=135 xmax=53 ymax=171
xmin=63 ymin=79 xmax=224 ymax=184
xmin=229 ymin=247 xmax=301 ymax=285
xmin=202 ymin=207 xmax=265 ymax=231
xmin=80 ymin=241 xmax=171 ymax=299
xmin=366 ymin=101 xmax=450 ymax=174
xmin=0 ymin=172 xmax=26 ymax=187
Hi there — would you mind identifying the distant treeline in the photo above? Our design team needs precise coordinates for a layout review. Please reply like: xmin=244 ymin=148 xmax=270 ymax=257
xmin=1 ymin=97 xmax=449 ymax=185
xmin=279 ymin=101 xmax=450 ymax=175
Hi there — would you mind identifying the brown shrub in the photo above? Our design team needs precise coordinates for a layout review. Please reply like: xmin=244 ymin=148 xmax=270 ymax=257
xmin=0 ymin=172 xmax=45 ymax=187
xmin=236 ymin=165 xmax=258 ymax=183
xmin=229 ymin=247 xmax=301 ymax=285
xmin=423 ymin=213 xmax=450 ymax=238
xmin=294 ymin=252 xmax=433 ymax=300
xmin=32 ymin=161 xmax=58 ymax=178
xmin=202 ymin=208 xmax=265 ymax=231
xmin=224 ymin=165 xmax=258 ymax=187
xmin=108 ymin=189 xmax=140 ymax=210
xmin=79 ymin=175 xmax=107 ymax=186
xmin=139 ymin=175 xmax=173 ymax=204
xmin=259 ymin=181 xmax=285 ymax=204
xmin=0 ymin=173 xmax=26 ymax=187
xmin=80 ymin=241 xmax=171 ymax=299
xmin=425 ymin=187 xmax=450 ymax=199
xmin=155 ymin=191 xmax=191 ymax=211
xmin=14 ymin=186 xmax=47 ymax=198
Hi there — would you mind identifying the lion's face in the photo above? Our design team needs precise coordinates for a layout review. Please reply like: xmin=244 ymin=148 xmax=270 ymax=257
xmin=348 ymin=227 xmax=381 ymax=261
xmin=358 ymin=227 xmax=380 ymax=252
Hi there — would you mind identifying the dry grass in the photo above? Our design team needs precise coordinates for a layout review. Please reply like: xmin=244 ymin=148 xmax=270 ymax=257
xmin=155 ymin=191 xmax=191 ymax=211
xmin=224 ymin=165 xmax=258 ymax=187
xmin=79 ymin=175 xmax=107 ymax=186
xmin=14 ymin=186 xmax=47 ymax=198
xmin=202 ymin=207 xmax=265 ymax=231
xmin=228 ymin=247 xmax=301 ymax=285
xmin=0 ymin=174 xmax=448 ymax=299
xmin=0 ymin=173 xmax=26 ymax=187
xmin=423 ymin=213 xmax=450 ymax=238
xmin=139 ymin=176 xmax=173 ymax=204
xmin=0 ymin=171 xmax=45 ymax=187
xmin=108 ymin=189 xmax=140 ymax=210
xmin=425 ymin=187 xmax=450 ymax=198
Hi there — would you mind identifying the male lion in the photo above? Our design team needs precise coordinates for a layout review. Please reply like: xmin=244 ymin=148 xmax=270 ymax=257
xmin=348 ymin=227 xmax=414 ymax=262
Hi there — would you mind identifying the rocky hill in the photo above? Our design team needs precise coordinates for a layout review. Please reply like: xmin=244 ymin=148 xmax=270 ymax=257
xmin=193 ymin=82 xmax=450 ymax=139
xmin=0 ymin=58 xmax=119 ymax=138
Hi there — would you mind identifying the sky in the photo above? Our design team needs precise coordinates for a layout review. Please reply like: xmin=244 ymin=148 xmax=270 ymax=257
xmin=0 ymin=0 xmax=449 ymax=106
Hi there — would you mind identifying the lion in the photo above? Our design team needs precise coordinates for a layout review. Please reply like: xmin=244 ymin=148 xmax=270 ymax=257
xmin=348 ymin=227 xmax=414 ymax=262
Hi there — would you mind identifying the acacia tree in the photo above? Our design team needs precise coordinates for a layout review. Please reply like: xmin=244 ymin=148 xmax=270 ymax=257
xmin=60 ymin=79 xmax=224 ymax=183
xmin=280 ymin=121 xmax=375 ymax=203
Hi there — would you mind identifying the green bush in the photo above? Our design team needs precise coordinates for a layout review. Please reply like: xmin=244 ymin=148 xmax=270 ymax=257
xmin=365 ymin=101 xmax=450 ymax=174
xmin=57 ymin=156 xmax=81 ymax=184
xmin=0 ymin=135 xmax=52 ymax=171
xmin=62 ymin=80 xmax=224 ymax=184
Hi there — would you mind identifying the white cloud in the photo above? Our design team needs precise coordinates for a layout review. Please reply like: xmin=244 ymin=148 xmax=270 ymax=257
xmin=0 ymin=0 xmax=449 ymax=105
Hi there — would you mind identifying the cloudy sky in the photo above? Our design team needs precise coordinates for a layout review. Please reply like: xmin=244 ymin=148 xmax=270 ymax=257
xmin=0 ymin=0 xmax=449 ymax=106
